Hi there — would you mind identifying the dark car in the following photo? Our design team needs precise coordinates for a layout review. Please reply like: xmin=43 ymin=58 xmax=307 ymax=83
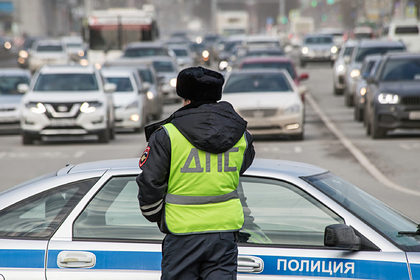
xmin=365 ymin=52 xmax=420 ymax=138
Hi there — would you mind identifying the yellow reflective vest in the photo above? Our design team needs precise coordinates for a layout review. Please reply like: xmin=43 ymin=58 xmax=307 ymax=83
xmin=163 ymin=123 xmax=246 ymax=235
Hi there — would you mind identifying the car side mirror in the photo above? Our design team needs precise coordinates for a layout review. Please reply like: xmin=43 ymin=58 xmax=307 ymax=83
xmin=104 ymin=83 xmax=117 ymax=93
xmin=344 ymin=56 xmax=351 ymax=64
xmin=324 ymin=224 xmax=361 ymax=251
xmin=299 ymin=73 xmax=309 ymax=81
xmin=17 ymin=83 xmax=29 ymax=93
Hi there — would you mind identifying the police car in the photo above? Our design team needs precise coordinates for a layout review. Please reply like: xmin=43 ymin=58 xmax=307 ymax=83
xmin=1 ymin=158 xmax=420 ymax=279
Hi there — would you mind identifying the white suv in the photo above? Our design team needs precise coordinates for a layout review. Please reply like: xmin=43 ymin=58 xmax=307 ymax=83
xmin=19 ymin=65 xmax=116 ymax=144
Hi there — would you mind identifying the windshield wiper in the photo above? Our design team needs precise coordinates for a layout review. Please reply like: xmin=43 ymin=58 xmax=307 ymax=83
xmin=398 ymin=224 xmax=420 ymax=235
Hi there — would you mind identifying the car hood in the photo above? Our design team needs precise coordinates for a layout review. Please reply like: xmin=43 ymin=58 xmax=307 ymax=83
xmin=222 ymin=92 xmax=300 ymax=110
xmin=23 ymin=91 xmax=105 ymax=103
xmin=304 ymin=44 xmax=333 ymax=51
xmin=0 ymin=95 xmax=24 ymax=106
xmin=379 ymin=81 xmax=420 ymax=96
xmin=112 ymin=92 xmax=138 ymax=107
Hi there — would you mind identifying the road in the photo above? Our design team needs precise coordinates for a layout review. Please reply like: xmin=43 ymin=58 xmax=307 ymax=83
xmin=1 ymin=55 xmax=419 ymax=222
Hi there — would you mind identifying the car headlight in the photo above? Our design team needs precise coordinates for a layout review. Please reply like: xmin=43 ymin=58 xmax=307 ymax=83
xmin=301 ymin=47 xmax=309 ymax=54
xmin=350 ymin=69 xmax=360 ymax=78
xmin=284 ymin=104 xmax=300 ymax=114
xmin=331 ymin=46 xmax=338 ymax=54
xmin=80 ymin=102 xmax=102 ymax=113
xmin=26 ymin=102 xmax=46 ymax=114
xmin=19 ymin=50 xmax=28 ymax=58
xmin=147 ymin=91 xmax=154 ymax=100
xmin=378 ymin=93 xmax=399 ymax=104
xmin=78 ymin=50 xmax=85 ymax=57
xmin=336 ymin=64 xmax=345 ymax=72
xmin=170 ymin=78 xmax=177 ymax=87
xmin=202 ymin=50 xmax=209 ymax=58
xmin=219 ymin=61 xmax=228 ymax=70
xmin=126 ymin=100 xmax=139 ymax=109
xmin=360 ymin=87 xmax=367 ymax=96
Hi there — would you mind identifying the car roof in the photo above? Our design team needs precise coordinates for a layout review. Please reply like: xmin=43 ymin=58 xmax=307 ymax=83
xmin=39 ymin=65 xmax=96 ymax=74
xmin=0 ymin=68 xmax=31 ymax=76
xmin=357 ymin=39 xmax=405 ymax=47
xmin=101 ymin=68 xmax=135 ymax=77
xmin=384 ymin=52 xmax=420 ymax=60
xmin=35 ymin=39 xmax=64 ymax=45
xmin=64 ymin=158 xmax=327 ymax=178
xmin=343 ymin=40 xmax=358 ymax=47
xmin=126 ymin=41 xmax=166 ymax=48
xmin=241 ymin=56 xmax=292 ymax=64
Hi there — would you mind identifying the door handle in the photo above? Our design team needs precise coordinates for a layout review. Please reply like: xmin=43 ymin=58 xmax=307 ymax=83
xmin=57 ymin=251 xmax=96 ymax=268
xmin=238 ymin=255 xmax=264 ymax=273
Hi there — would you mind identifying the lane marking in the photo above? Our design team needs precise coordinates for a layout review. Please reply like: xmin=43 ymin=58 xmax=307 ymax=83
xmin=306 ymin=93 xmax=420 ymax=196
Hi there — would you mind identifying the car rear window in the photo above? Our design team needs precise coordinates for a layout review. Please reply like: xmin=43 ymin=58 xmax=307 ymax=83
xmin=152 ymin=61 xmax=175 ymax=73
xmin=105 ymin=77 xmax=134 ymax=92
xmin=355 ymin=46 xmax=405 ymax=62
xmin=34 ymin=73 xmax=99 ymax=91
xmin=381 ymin=58 xmax=420 ymax=81
xmin=172 ymin=49 xmax=188 ymax=57
xmin=241 ymin=62 xmax=296 ymax=79
xmin=223 ymin=72 xmax=293 ymax=93
xmin=37 ymin=45 xmax=63 ymax=52
xmin=395 ymin=26 xmax=419 ymax=34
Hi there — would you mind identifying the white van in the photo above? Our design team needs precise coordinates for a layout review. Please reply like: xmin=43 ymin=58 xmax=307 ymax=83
xmin=387 ymin=19 xmax=420 ymax=53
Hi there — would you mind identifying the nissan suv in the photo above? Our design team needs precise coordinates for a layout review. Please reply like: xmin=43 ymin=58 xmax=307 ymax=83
xmin=19 ymin=65 xmax=116 ymax=144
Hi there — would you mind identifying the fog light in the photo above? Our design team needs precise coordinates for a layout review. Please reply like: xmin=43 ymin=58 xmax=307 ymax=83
xmin=130 ymin=114 xmax=140 ymax=122
xmin=360 ymin=97 xmax=365 ymax=104
xmin=286 ymin=123 xmax=300 ymax=130
xmin=147 ymin=91 xmax=154 ymax=100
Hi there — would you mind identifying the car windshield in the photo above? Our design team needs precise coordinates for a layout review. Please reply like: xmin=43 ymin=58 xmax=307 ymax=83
xmin=223 ymin=73 xmax=293 ymax=93
xmin=395 ymin=26 xmax=419 ymax=35
xmin=172 ymin=49 xmax=188 ymax=57
xmin=241 ymin=62 xmax=296 ymax=79
xmin=152 ymin=61 xmax=175 ymax=73
xmin=124 ymin=47 xmax=167 ymax=58
xmin=36 ymin=45 xmax=63 ymax=52
xmin=0 ymin=76 xmax=30 ymax=95
xmin=34 ymin=74 xmax=99 ymax=91
xmin=381 ymin=58 xmax=420 ymax=81
xmin=355 ymin=46 xmax=405 ymax=62
xmin=304 ymin=172 xmax=420 ymax=252
xmin=138 ymin=69 xmax=154 ymax=84
xmin=105 ymin=77 xmax=133 ymax=92
xmin=305 ymin=37 xmax=333 ymax=44
xmin=247 ymin=50 xmax=285 ymax=57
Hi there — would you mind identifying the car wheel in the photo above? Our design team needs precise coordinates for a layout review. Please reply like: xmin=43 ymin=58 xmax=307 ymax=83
xmin=97 ymin=128 xmax=110 ymax=143
xmin=371 ymin=116 xmax=387 ymax=139
xmin=22 ymin=132 xmax=34 ymax=145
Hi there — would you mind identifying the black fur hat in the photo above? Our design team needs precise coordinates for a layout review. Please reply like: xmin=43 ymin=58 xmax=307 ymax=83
xmin=176 ymin=66 xmax=224 ymax=102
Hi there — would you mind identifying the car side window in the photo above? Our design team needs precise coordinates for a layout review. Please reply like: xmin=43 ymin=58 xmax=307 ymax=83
xmin=238 ymin=177 xmax=344 ymax=247
xmin=0 ymin=178 xmax=97 ymax=240
xmin=73 ymin=176 xmax=164 ymax=241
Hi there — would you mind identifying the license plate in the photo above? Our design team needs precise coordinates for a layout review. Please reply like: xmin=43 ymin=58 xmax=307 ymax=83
xmin=409 ymin=111 xmax=420 ymax=120
xmin=50 ymin=118 xmax=75 ymax=126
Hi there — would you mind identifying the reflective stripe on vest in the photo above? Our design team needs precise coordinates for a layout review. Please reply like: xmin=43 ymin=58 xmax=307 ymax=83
xmin=163 ymin=123 xmax=246 ymax=235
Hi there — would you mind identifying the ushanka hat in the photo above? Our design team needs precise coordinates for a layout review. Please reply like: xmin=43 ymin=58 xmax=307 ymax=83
xmin=176 ymin=66 xmax=224 ymax=101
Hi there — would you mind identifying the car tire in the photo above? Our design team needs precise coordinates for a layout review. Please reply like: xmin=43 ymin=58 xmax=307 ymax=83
xmin=98 ymin=128 xmax=110 ymax=143
xmin=371 ymin=116 xmax=387 ymax=139
xmin=354 ymin=107 xmax=363 ymax=122
xmin=22 ymin=132 xmax=34 ymax=145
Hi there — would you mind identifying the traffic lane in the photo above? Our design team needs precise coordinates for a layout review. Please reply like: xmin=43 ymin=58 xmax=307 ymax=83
xmin=300 ymin=63 xmax=420 ymax=221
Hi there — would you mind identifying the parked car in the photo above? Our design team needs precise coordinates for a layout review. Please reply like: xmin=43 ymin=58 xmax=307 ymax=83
xmin=386 ymin=19 xmax=420 ymax=53
xmin=1 ymin=157 xmax=420 ymax=278
xmin=223 ymin=69 xmax=304 ymax=140
xmin=27 ymin=39 xmax=69 ymax=72
xmin=101 ymin=68 xmax=151 ymax=133
xmin=0 ymin=68 xmax=31 ymax=133
xmin=102 ymin=60 xmax=163 ymax=120
xmin=299 ymin=34 xmax=337 ymax=67
xmin=343 ymin=39 xmax=406 ymax=107
xmin=365 ymin=52 xmax=420 ymax=138
xmin=353 ymin=54 xmax=383 ymax=122
xmin=332 ymin=40 xmax=357 ymax=95
xmin=19 ymin=65 xmax=116 ymax=144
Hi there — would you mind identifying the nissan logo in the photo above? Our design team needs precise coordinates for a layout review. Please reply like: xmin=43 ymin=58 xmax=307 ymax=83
xmin=57 ymin=105 xmax=68 ymax=112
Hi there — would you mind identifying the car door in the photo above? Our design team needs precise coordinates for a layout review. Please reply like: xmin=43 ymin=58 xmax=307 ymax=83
xmin=236 ymin=176 xmax=410 ymax=280
xmin=46 ymin=172 xmax=164 ymax=280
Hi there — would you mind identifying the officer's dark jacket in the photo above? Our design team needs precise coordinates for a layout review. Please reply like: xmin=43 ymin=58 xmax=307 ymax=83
xmin=136 ymin=100 xmax=255 ymax=233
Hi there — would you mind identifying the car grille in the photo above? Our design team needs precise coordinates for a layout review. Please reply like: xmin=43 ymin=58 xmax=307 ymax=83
xmin=401 ymin=97 xmax=420 ymax=106
xmin=240 ymin=109 xmax=278 ymax=118
xmin=48 ymin=102 xmax=78 ymax=113
xmin=0 ymin=107 xmax=15 ymax=112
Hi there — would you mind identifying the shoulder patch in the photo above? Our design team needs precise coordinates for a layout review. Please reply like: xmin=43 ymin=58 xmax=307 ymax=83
xmin=139 ymin=146 xmax=151 ymax=168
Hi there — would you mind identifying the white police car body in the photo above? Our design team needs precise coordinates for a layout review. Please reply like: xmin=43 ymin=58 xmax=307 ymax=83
xmin=0 ymin=158 xmax=419 ymax=279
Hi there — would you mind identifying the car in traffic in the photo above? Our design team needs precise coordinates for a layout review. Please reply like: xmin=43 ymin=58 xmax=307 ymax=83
xmin=365 ymin=52 xmax=420 ymax=139
xmin=386 ymin=19 xmax=420 ymax=53
xmin=238 ymin=56 xmax=309 ymax=101
xmin=319 ymin=27 xmax=346 ymax=48
xmin=343 ymin=39 xmax=406 ymax=107
xmin=17 ymin=36 xmax=46 ymax=69
xmin=299 ymin=34 xmax=338 ymax=67
xmin=0 ymin=68 xmax=31 ymax=133
xmin=1 ymin=157 xmax=420 ymax=279
xmin=61 ymin=36 xmax=87 ymax=63
xmin=332 ymin=39 xmax=357 ymax=95
xmin=353 ymin=54 xmax=383 ymax=122
xmin=122 ymin=41 xmax=175 ymax=59
xmin=189 ymin=42 xmax=211 ymax=66
xmin=19 ymin=65 xmax=116 ymax=144
xmin=242 ymin=34 xmax=283 ymax=49
xmin=150 ymin=56 xmax=180 ymax=103
xmin=352 ymin=26 xmax=375 ymax=39
xmin=167 ymin=44 xmax=194 ymax=68
xmin=27 ymin=39 xmax=70 ymax=72
xmin=101 ymin=68 xmax=151 ymax=133
xmin=222 ymin=69 xmax=304 ymax=140
xmin=217 ymin=34 xmax=247 ymax=69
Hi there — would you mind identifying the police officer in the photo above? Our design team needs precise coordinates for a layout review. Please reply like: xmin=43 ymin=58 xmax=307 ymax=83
xmin=136 ymin=66 xmax=255 ymax=280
